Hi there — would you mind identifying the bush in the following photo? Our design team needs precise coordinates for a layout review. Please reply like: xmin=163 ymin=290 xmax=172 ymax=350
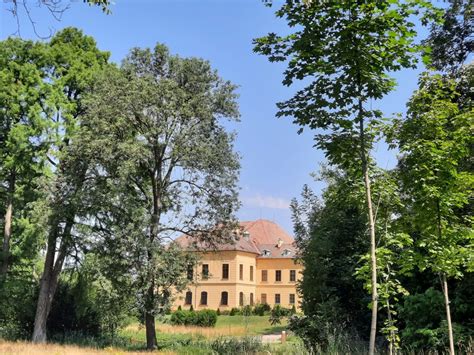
xmin=253 ymin=303 xmax=271 ymax=316
xmin=195 ymin=309 xmax=218 ymax=327
xmin=210 ymin=336 xmax=267 ymax=354
xmin=216 ymin=308 xmax=221 ymax=316
xmin=170 ymin=309 xmax=217 ymax=327
xmin=288 ymin=314 xmax=365 ymax=353
xmin=229 ymin=307 xmax=240 ymax=316
xmin=242 ymin=305 xmax=252 ymax=316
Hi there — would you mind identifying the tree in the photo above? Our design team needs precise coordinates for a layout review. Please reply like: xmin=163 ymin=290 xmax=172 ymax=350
xmin=254 ymin=2 xmax=440 ymax=353
xmin=392 ymin=67 xmax=473 ymax=354
xmin=0 ymin=38 xmax=51 ymax=279
xmin=31 ymin=28 xmax=110 ymax=343
xmin=290 ymin=171 xmax=370 ymax=350
xmin=79 ymin=44 xmax=240 ymax=349
xmin=424 ymin=0 xmax=473 ymax=73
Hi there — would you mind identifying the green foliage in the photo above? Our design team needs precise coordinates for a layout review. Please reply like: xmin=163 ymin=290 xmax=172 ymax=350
xmin=254 ymin=0 xmax=441 ymax=171
xmin=229 ymin=307 xmax=239 ymax=316
xmin=170 ymin=309 xmax=218 ymax=327
xmin=291 ymin=173 xmax=369 ymax=334
xmin=424 ymin=0 xmax=473 ymax=72
xmin=398 ymin=288 xmax=474 ymax=351
xmin=253 ymin=303 xmax=271 ymax=316
xmin=392 ymin=69 xmax=474 ymax=278
xmin=288 ymin=314 xmax=366 ymax=354
xmin=209 ymin=336 xmax=267 ymax=354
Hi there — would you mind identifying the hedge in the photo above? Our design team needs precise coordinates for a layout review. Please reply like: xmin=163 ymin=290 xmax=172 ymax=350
xmin=170 ymin=309 xmax=217 ymax=327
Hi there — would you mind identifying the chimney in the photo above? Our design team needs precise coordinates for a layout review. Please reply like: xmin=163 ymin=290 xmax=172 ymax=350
xmin=277 ymin=238 xmax=283 ymax=248
xmin=243 ymin=231 xmax=250 ymax=241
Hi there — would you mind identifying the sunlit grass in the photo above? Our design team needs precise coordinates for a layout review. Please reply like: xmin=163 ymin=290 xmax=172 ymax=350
xmin=0 ymin=340 xmax=177 ymax=354
xmin=121 ymin=315 xmax=287 ymax=341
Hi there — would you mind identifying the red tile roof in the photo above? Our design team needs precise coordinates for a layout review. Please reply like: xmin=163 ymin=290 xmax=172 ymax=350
xmin=174 ymin=219 xmax=297 ymax=258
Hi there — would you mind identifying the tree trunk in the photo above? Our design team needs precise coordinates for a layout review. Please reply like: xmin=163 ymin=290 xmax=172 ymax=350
xmin=358 ymin=109 xmax=378 ymax=355
xmin=1 ymin=171 xmax=15 ymax=278
xmin=442 ymin=273 xmax=455 ymax=355
xmin=145 ymin=283 xmax=158 ymax=349
xmin=32 ymin=221 xmax=71 ymax=343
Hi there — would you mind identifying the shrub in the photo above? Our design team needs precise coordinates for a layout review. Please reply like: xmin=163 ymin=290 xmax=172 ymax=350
xmin=210 ymin=336 xmax=267 ymax=354
xmin=196 ymin=309 xmax=218 ymax=327
xmin=170 ymin=309 xmax=217 ymax=327
xmin=242 ymin=305 xmax=252 ymax=316
xmin=229 ymin=307 xmax=240 ymax=316
xmin=253 ymin=303 xmax=271 ymax=316
xmin=216 ymin=308 xmax=221 ymax=316
xmin=177 ymin=305 xmax=182 ymax=311
xmin=269 ymin=305 xmax=286 ymax=325
xmin=170 ymin=310 xmax=187 ymax=326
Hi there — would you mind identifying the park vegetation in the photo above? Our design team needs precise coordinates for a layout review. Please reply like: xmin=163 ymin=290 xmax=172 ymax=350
xmin=255 ymin=0 xmax=472 ymax=354
xmin=0 ymin=0 xmax=473 ymax=354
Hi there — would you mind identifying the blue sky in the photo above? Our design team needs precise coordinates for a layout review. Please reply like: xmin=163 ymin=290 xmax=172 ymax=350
xmin=1 ymin=0 xmax=428 ymax=234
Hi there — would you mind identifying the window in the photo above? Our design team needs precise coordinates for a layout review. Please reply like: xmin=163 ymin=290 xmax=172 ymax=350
xmin=202 ymin=264 xmax=209 ymax=280
xmin=275 ymin=294 xmax=281 ymax=304
xmin=261 ymin=293 xmax=267 ymax=304
xmin=282 ymin=249 xmax=292 ymax=257
xmin=250 ymin=266 xmax=254 ymax=281
xmin=222 ymin=263 xmax=229 ymax=279
xmin=275 ymin=270 xmax=282 ymax=282
xmin=200 ymin=291 xmax=208 ymax=305
xmin=289 ymin=294 xmax=295 ymax=304
xmin=262 ymin=249 xmax=271 ymax=257
xmin=290 ymin=270 xmax=296 ymax=282
xmin=239 ymin=292 xmax=244 ymax=306
xmin=187 ymin=265 xmax=194 ymax=281
xmin=185 ymin=291 xmax=192 ymax=305
xmin=239 ymin=264 xmax=243 ymax=280
xmin=262 ymin=270 xmax=268 ymax=282
xmin=221 ymin=291 xmax=228 ymax=306
xmin=250 ymin=293 xmax=254 ymax=306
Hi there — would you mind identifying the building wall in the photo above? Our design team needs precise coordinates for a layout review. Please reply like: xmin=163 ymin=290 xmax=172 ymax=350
xmin=255 ymin=258 xmax=303 ymax=308
xmin=172 ymin=251 xmax=303 ymax=310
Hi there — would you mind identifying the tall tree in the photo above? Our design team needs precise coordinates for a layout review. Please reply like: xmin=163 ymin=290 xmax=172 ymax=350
xmin=291 ymin=171 xmax=370 ymax=350
xmin=253 ymin=1 xmax=440 ymax=352
xmin=393 ymin=67 xmax=473 ymax=354
xmin=0 ymin=38 xmax=51 ymax=279
xmin=31 ymin=28 xmax=110 ymax=343
xmin=80 ymin=44 xmax=240 ymax=349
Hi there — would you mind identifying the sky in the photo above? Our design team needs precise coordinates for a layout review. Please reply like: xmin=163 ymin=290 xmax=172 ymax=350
xmin=0 ymin=0 xmax=428 ymax=234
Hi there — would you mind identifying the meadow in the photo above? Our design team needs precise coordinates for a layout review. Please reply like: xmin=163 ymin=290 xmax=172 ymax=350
xmin=0 ymin=316 xmax=298 ymax=354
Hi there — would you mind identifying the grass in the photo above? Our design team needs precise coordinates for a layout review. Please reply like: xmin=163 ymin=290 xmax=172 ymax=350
xmin=0 ymin=340 xmax=172 ymax=354
xmin=0 ymin=316 xmax=293 ymax=354
xmin=120 ymin=315 xmax=287 ymax=342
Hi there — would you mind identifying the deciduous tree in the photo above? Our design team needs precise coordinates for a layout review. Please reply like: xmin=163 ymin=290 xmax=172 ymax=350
xmin=254 ymin=2 xmax=440 ymax=352
xmin=80 ymin=44 xmax=240 ymax=349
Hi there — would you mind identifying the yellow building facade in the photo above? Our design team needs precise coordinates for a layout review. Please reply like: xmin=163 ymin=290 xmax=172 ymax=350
xmin=173 ymin=220 xmax=303 ymax=310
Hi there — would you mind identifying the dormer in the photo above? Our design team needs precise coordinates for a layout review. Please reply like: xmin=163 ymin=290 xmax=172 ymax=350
xmin=262 ymin=249 xmax=271 ymax=257
xmin=281 ymin=249 xmax=292 ymax=257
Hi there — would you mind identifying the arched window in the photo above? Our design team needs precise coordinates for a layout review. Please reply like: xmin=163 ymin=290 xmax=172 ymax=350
xmin=250 ymin=293 xmax=254 ymax=306
xmin=239 ymin=292 xmax=244 ymax=306
xmin=200 ymin=291 xmax=208 ymax=305
xmin=185 ymin=291 xmax=192 ymax=305
xmin=221 ymin=291 xmax=228 ymax=305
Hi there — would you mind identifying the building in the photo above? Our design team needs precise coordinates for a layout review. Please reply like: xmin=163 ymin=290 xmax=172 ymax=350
xmin=173 ymin=219 xmax=302 ymax=311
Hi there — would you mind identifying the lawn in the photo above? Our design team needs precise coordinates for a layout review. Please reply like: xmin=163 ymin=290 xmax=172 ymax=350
xmin=120 ymin=315 xmax=288 ymax=342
